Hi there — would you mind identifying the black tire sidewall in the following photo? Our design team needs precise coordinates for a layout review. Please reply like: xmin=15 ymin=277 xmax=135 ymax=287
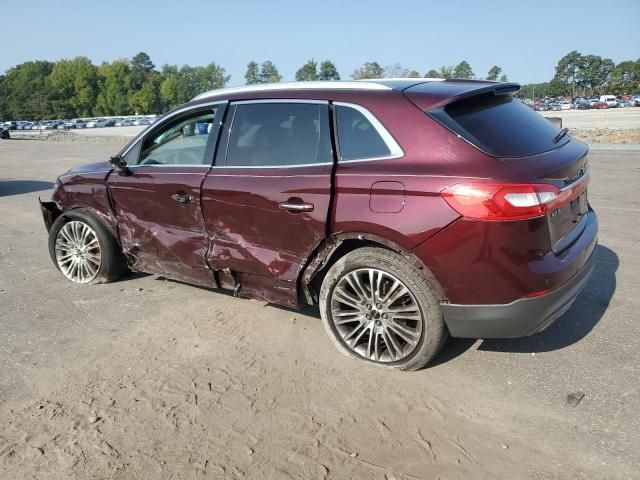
xmin=319 ymin=247 xmax=445 ymax=371
xmin=48 ymin=210 xmax=126 ymax=284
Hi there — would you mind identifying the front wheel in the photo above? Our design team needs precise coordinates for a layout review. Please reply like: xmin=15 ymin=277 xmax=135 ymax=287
xmin=48 ymin=211 xmax=128 ymax=284
xmin=319 ymin=247 xmax=447 ymax=371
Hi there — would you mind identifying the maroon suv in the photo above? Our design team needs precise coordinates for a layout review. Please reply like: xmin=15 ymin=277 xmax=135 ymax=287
xmin=40 ymin=79 xmax=597 ymax=370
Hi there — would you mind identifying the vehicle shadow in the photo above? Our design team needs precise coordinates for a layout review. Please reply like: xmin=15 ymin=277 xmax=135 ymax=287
xmin=478 ymin=244 xmax=617 ymax=354
xmin=0 ymin=180 xmax=55 ymax=197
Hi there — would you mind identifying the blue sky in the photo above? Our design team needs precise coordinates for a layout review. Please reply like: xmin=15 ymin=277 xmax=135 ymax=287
xmin=2 ymin=0 xmax=638 ymax=85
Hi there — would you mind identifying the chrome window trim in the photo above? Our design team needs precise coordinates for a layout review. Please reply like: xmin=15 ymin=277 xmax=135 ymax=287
xmin=210 ymin=162 xmax=333 ymax=170
xmin=333 ymin=101 xmax=404 ymax=162
xmin=231 ymin=99 xmax=329 ymax=105
xmin=119 ymin=100 xmax=227 ymax=161
xmin=127 ymin=164 xmax=211 ymax=170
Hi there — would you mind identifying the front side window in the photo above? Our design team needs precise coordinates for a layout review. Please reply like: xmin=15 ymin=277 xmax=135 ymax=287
xmin=335 ymin=104 xmax=401 ymax=161
xmin=138 ymin=109 xmax=217 ymax=166
xmin=225 ymin=102 xmax=331 ymax=167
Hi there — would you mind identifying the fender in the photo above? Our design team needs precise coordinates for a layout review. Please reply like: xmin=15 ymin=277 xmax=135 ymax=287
xmin=300 ymin=232 xmax=447 ymax=304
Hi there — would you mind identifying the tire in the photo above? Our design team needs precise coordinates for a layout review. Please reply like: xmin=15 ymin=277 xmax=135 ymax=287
xmin=48 ymin=210 xmax=128 ymax=284
xmin=319 ymin=247 xmax=447 ymax=371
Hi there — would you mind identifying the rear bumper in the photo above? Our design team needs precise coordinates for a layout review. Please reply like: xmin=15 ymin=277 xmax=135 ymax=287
xmin=441 ymin=248 xmax=596 ymax=338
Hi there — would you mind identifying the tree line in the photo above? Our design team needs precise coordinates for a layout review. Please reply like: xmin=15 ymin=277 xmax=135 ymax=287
xmin=517 ymin=51 xmax=640 ymax=99
xmin=1 ymin=51 xmax=637 ymax=121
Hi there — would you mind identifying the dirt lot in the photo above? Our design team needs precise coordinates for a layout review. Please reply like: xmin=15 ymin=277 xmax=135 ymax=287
xmin=1 ymin=139 xmax=639 ymax=479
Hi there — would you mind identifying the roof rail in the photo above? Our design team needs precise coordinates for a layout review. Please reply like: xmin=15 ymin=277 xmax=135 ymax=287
xmin=192 ymin=81 xmax=392 ymax=101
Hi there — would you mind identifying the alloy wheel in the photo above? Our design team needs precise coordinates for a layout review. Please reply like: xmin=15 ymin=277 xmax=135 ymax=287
xmin=55 ymin=221 xmax=101 ymax=283
xmin=330 ymin=268 xmax=423 ymax=363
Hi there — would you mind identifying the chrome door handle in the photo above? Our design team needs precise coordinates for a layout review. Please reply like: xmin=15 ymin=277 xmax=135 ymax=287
xmin=171 ymin=193 xmax=194 ymax=203
xmin=278 ymin=201 xmax=314 ymax=212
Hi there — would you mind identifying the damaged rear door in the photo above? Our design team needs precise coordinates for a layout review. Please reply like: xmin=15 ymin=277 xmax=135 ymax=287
xmin=107 ymin=104 xmax=225 ymax=286
xmin=201 ymin=100 xmax=334 ymax=306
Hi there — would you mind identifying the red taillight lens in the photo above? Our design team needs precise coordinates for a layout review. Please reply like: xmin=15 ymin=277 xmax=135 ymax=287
xmin=441 ymin=182 xmax=574 ymax=220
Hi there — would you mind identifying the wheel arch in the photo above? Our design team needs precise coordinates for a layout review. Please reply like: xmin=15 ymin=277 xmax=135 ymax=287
xmin=53 ymin=206 xmax=120 ymax=245
xmin=300 ymin=232 xmax=447 ymax=305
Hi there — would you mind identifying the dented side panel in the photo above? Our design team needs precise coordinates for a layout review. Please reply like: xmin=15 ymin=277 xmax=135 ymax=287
xmin=53 ymin=163 xmax=119 ymax=236
xmin=107 ymin=167 xmax=213 ymax=287
xmin=201 ymin=164 xmax=333 ymax=307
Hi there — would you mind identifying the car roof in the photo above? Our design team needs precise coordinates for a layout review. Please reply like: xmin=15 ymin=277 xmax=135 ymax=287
xmin=187 ymin=78 xmax=521 ymax=112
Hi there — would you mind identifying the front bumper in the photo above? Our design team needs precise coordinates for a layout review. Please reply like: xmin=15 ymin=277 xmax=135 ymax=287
xmin=441 ymin=249 xmax=597 ymax=338
xmin=39 ymin=199 xmax=62 ymax=232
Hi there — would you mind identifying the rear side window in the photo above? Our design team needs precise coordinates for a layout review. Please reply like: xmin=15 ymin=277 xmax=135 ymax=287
xmin=429 ymin=93 xmax=570 ymax=157
xmin=335 ymin=104 xmax=402 ymax=161
xmin=225 ymin=102 xmax=332 ymax=167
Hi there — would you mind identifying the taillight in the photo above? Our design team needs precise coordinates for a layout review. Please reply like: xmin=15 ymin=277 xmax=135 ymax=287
xmin=441 ymin=178 xmax=587 ymax=221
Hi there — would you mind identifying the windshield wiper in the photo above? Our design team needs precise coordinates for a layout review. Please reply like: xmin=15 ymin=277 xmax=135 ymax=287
xmin=553 ymin=127 xmax=570 ymax=144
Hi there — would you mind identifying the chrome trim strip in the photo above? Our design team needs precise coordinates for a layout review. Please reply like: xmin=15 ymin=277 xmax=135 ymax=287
xmin=333 ymin=101 xmax=404 ymax=161
xmin=210 ymin=162 xmax=333 ymax=169
xmin=231 ymin=99 xmax=328 ymax=105
xmin=560 ymin=171 xmax=590 ymax=192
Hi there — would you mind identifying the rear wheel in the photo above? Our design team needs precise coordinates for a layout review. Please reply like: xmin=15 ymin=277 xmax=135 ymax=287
xmin=319 ymin=247 xmax=446 ymax=371
xmin=48 ymin=211 xmax=128 ymax=284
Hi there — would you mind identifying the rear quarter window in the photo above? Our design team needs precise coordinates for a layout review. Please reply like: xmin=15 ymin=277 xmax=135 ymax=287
xmin=429 ymin=93 xmax=569 ymax=157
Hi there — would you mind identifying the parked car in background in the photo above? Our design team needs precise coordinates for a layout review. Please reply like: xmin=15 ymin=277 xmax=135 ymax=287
xmin=600 ymin=95 xmax=618 ymax=108
xmin=549 ymin=102 xmax=562 ymax=111
xmin=576 ymin=101 xmax=591 ymax=110
xmin=535 ymin=103 xmax=549 ymax=111
xmin=592 ymin=102 xmax=609 ymax=109
xmin=40 ymin=79 xmax=597 ymax=370
xmin=560 ymin=101 xmax=572 ymax=110
xmin=115 ymin=119 xmax=134 ymax=127
xmin=618 ymin=99 xmax=632 ymax=108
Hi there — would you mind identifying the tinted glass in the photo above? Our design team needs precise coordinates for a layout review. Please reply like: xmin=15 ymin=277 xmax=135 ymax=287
xmin=432 ymin=93 xmax=569 ymax=157
xmin=138 ymin=110 xmax=216 ymax=166
xmin=225 ymin=103 xmax=331 ymax=167
xmin=335 ymin=105 xmax=391 ymax=160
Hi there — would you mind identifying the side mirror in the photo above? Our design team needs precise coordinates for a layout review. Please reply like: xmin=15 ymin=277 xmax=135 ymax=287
xmin=109 ymin=155 xmax=131 ymax=175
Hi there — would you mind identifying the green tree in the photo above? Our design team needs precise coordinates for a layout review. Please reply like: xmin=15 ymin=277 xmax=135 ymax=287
xmin=318 ymin=60 xmax=340 ymax=80
xmin=0 ymin=75 xmax=8 ymax=121
xmin=129 ymin=72 xmax=162 ymax=114
xmin=487 ymin=65 xmax=502 ymax=81
xmin=552 ymin=50 xmax=585 ymax=97
xmin=437 ymin=65 xmax=454 ymax=79
xmin=4 ymin=61 xmax=55 ymax=119
xmin=260 ymin=61 xmax=282 ymax=83
xmin=295 ymin=59 xmax=319 ymax=81
xmin=516 ymin=83 xmax=550 ymax=100
xmin=48 ymin=57 xmax=98 ymax=118
xmin=499 ymin=74 xmax=508 ymax=82
xmin=453 ymin=60 xmax=474 ymax=79
xmin=608 ymin=59 xmax=640 ymax=94
xmin=576 ymin=55 xmax=615 ymax=94
xmin=351 ymin=62 xmax=384 ymax=79
xmin=384 ymin=63 xmax=417 ymax=78
xmin=245 ymin=61 xmax=261 ymax=84
xmin=95 ymin=60 xmax=133 ymax=116
xmin=129 ymin=51 xmax=155 ymax=89
xmin=425 ymin=69 xmax=440 ymax=78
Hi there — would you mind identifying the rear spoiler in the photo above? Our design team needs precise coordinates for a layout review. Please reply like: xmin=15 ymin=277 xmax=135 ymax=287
xmin=403 ymin=81 xmax=521 ymax=111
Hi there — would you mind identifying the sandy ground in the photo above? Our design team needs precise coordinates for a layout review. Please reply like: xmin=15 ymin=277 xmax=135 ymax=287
xmin=0 ymin=139 xmax=639 ymax=479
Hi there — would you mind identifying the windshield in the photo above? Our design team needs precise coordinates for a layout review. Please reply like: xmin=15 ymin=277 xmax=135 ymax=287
xmin=429 ymin=92 xmax=570 ymax=157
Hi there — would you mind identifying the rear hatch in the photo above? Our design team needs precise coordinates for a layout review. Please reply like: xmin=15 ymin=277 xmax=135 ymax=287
xmin=406 ymin=84 xmax=590 ymax=254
